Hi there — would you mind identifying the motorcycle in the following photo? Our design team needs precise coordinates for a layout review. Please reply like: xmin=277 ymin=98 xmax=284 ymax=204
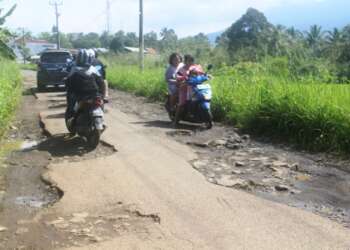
xmin=65 ymin=94 xmax=105 ymax=149
xmin=165 ymin=65 xmax=213 ymax=129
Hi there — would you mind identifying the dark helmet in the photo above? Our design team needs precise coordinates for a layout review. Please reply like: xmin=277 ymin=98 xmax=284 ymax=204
xmin=76 ymin=49 xmax=89 ymax=67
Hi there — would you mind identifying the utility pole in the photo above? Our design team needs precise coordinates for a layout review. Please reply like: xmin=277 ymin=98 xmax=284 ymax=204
xmin=139 ymin=0 xmax=144 ymax=71
xmin=49 ymin=0 xmax=63 ymax=50
xmin=106 ymin=0 xmax=111 ymax=34
xmin=22 ymin=28 xmax=26 ymax=64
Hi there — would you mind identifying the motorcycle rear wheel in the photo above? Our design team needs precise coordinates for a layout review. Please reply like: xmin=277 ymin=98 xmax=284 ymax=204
xmin=65 ymin=112 xmax=76 ymax=136
xmin=87 ymin=129 xmax=101 ymax=149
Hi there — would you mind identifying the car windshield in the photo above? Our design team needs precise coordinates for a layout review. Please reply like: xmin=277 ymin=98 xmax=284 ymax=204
xmin=41 ymin=52 xmax=71 ymax=63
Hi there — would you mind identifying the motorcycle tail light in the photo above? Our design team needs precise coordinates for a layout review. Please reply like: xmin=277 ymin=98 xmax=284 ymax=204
xmin=95 ymin=97 xmax=103 ymax=107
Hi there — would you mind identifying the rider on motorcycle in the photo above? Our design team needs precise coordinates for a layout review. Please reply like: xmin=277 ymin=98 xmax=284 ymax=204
xmin=174 ymin=54 xmax=206 ymax=126
xmin=65 ymin=49 xmax=105 ymax=122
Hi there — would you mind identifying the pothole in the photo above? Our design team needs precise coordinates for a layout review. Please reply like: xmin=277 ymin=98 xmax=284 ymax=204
xmin=36 ymin=134 xmax=116 ymax=163
xmin=187 ymin=134 xmax=350 ymax=228
xmin=0 ymin=202 xmax=157 ymax=249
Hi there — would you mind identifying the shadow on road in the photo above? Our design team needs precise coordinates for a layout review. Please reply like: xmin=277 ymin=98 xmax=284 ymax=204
xmin=132 ymin=120 xmax=200 ymax=130
xmin=45 ymin=113 xmax=66 ymax=119
xmin=36 ymin=134 xmax=94 ymax=157
xmin=49 ymin=103 xmax=67 ymax=110
xmin=36 ymin=87 xmax=66 ymax=94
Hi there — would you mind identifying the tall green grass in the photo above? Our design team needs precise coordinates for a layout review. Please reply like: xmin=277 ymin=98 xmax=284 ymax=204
xmin=0 ymin=59 xmax=21 ymax=138
xmin=107 ymin=61 xmax=350 ymax=153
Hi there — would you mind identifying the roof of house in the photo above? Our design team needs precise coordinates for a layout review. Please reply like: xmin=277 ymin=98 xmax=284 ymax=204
xmin=124 ymin=46 xmax=147 ymax=53
xmin=14 ymin=38 xmax=55 ymax=45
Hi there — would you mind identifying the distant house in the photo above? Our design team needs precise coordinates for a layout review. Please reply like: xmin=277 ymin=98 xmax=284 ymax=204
xmin=9 ymin=38 xmax=56 ymax=61
xmin=146 ymin=48 xmax=157 ymax=55
xmin=123 ymin=46 xmax=157 ymax=55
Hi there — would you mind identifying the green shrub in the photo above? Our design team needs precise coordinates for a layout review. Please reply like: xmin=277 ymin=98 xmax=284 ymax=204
xmin=0 ymin=59 xmax=21 ymax=138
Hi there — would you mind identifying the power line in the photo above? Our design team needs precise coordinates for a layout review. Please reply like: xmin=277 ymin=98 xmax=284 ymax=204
xmin=49 ymin=0 xmax=63 ymax=49
xmin=74 ymin=0 xmax=117 ymax=33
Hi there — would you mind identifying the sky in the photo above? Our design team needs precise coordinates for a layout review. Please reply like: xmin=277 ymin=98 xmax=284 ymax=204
xmin=2 ymin=0 xmax=350 ymax=37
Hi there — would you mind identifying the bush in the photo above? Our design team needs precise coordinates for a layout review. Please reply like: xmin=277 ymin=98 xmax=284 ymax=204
xmin=0 ymin=59 xmax=21 ymax=138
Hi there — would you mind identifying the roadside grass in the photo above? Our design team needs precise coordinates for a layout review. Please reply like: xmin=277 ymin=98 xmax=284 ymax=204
xmin=106 ymin=62 xmax=350 ymax=153
xmin=0 ymin=59 xmax=22 ymax=139
xmin=18 ymin=63 xmax=37 ymax=71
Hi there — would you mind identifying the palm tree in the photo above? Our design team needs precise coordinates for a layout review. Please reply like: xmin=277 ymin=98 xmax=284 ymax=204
xmin=0 ymin=3 xmax=17 ymax=26
xmin=326 ymin=28 xmax=343 ymax=44
xmin=324 ymin=28 xmax=346 ymax=61
xmin=305 ymin=25 xmax=325 ymax=56
xmin=305 ymin=25 xmax=324 ymax=47
xmin=286 ymin=27 xmax=303 ymax=40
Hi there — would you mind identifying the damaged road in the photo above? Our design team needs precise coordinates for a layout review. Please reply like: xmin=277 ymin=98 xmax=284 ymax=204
xmin=0 ymin=70 xmax=350 ymax=249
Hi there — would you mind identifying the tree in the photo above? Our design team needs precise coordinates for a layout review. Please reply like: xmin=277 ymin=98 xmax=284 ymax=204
xmin=100 ymin=31 xmax=113 ymax=48
xmin=0 ymin=2 xmax=16 ymax=26
xmin=68 ymin=32 xmax=101 ymax=48
xmin=286 ymin=27 xmax=304 ymax=40
xmin=0 ymin=1 xmax=17 ymax=59
xmin=144 ymin=31 xmax=158 ymax=49
xmin=219 ymin=8 xmax=275 ymax=61
xmin=178 ymin=33 xmax=211 ymax=61
xmin=160 ymin=28 xmax=178 ymax=52
xmin=37 ymin=32 xmax=73 ymax=49
xmin=124 ymin=32 xmax=138 ymax=47
xmin=110 ymin=31 xmax=125 ymax=53
xmin=324 ymin=28 xmax=344 ymax=61
xmin=305 ymin=25 xmax=324 ymax=56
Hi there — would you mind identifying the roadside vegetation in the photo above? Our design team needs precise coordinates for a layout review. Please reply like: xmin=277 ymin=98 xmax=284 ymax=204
xmin=0 ymin=59 xmax=21 ymax=138
xmin=0 ymin=2 xmax=21 ymax=140
xmin=18 ymin=63 xmax=37 ymax=71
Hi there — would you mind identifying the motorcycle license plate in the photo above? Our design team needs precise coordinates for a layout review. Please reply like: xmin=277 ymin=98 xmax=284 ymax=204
xmin=92 ymin=108 xmax=104 ymax=117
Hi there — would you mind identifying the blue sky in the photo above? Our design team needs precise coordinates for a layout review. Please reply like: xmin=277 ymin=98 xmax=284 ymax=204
xmin=2 ymin=0 xmax=349 ymax=37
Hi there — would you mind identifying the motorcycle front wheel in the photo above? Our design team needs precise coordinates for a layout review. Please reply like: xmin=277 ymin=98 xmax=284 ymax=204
xmin=203 ymin=109 xmax=213 ymax=129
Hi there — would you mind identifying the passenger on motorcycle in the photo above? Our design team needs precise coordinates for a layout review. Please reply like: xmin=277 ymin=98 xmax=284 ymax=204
xmin=174 ymin=54 xmax=205 ymax=126
xmin=92 ymin=50 xmax=109 ymax=100
xmin=165 ymin=53 xmax=184 ymax=112
xmin=65 ymin=49 xmax=105 ymax=121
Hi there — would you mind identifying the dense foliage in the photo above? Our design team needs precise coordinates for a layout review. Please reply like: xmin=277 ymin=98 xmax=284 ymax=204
xmin=0 ymin=59 xmax=21 ymax=138
xmin=0 ymin=1 xmax=21 ymax=139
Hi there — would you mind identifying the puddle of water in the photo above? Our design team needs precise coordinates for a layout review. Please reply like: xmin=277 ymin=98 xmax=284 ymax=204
xmin=15 ymin=196 xmax=52 ymax=208
xmin=20 ymin=141 xmax=38 ymax=151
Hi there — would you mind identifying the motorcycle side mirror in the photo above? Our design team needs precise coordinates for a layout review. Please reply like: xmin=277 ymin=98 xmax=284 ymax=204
xmin=207 ymin=64 xmax=213 ymax=71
